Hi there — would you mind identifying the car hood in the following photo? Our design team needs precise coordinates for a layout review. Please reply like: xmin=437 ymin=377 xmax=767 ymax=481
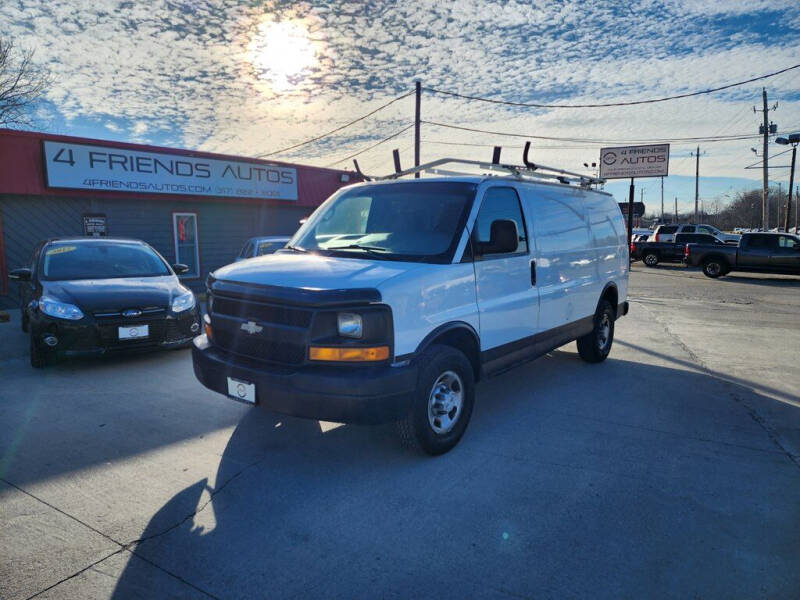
xmin=43 ymin=276 xmax=184 ymax=312
xmin=211 ymin=252 xmax=424 ymax=291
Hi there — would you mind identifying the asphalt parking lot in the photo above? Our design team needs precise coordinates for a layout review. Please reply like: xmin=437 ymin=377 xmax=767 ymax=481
xmin=1 ymin=264 xmax=799 ymax=600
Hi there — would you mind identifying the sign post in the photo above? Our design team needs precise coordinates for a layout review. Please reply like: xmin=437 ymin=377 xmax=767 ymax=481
xmin=600 ymin=144 xmax=670 ymax=247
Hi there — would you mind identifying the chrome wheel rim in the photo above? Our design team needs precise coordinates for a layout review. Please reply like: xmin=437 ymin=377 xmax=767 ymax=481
xmin=597 ymin=313 xmax=611 ymax=351
xmin=427 ymin=370 xmax=464 ymax=435
xmin=707 ymin=262 xmax=721 ymax=276
xmin=644 ymin=254 xmax=657 ymax=266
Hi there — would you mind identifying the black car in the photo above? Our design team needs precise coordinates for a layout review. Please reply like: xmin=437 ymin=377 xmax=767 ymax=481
xmin=9 ymin=237 xmax=201 ymax=367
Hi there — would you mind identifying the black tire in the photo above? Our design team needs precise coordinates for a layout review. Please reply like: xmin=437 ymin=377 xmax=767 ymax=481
xmin=576 ymin=300 xmax=615 ymax=363
xmin=397 ymin=344 xmax=475 ymax=456
xmin=702 ymin=258 xmax=725 ymax=278
xmin=642 ymin=252 xmax=659 ymax=267
xmin=30 ymin=333 xmax=49 ymax=368
xmin=21 ymin=311 xmax=29 ymax=333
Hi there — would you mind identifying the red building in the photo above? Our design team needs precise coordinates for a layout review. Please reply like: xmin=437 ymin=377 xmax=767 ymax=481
xmin=0 ymin=129 xmax=358 ymax=308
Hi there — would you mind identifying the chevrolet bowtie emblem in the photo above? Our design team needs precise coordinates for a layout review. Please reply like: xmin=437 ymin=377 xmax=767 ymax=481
xmin=240 ymin=321 xmax=263 ymax=335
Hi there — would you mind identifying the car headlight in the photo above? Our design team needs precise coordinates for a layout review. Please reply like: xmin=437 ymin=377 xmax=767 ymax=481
xmin=172 ymin=290 xmax=196 ymax=313
xmin=38 ymin=296 xmax=84 ymax=320
xmin=337 ymin=312 xmax=363 ymax=338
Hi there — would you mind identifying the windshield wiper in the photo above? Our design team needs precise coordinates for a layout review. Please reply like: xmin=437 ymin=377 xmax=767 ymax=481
xmin=325 ymin=244 xmax=389 ymax=253
xmin=283 ymin=245 xmax=308 ymax=253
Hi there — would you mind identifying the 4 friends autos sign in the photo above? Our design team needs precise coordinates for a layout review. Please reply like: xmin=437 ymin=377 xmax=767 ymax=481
xmin=599 ymin=144 xmax=670 ymax=179
xmin=43 ymin=141 xmax=298 ymax=201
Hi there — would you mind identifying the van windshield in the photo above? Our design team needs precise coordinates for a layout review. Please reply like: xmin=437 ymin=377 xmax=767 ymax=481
xmin=289 ymin=181 xmax=477 ymax=263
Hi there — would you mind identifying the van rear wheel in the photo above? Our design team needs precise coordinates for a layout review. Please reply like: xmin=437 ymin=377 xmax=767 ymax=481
xmin=577 ymin=300 xmax=615 ymax=363
xmin=398 ymin=344 xmax=475 ymax=455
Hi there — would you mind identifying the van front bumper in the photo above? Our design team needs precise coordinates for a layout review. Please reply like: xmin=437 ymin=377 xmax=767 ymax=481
xmin=192 ymin=335 xmax=417 ymax=425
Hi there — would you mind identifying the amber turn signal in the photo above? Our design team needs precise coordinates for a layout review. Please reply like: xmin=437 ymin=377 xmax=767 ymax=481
xmin=204 ymin=322 xmax=213 ymax=340
xmin=309 ymin=346 xmax=389 ymax=362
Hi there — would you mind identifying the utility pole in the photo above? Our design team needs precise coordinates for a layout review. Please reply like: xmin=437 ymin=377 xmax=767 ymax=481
xmin=674 ymin=197 xmax=678 ymax=223
xmin=660 ymin=176 xmax=664 ymax=222
xmin=754 ymin=88 xmax=777 ymax=229
xmin=414 ymin=80 xmax=421 ymax=179
xmin=795 ymin=185 xmax=798 ymax=234
xmin=691 ymin=145 xmax=700 ymax=222
xmin=786 ymin=150 xmax=796 ymax=232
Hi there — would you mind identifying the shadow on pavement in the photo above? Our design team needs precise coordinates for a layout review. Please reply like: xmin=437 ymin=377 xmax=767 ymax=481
xmin=110 ymin=352 xmax=800 ymax=600
xmin=717 ymin=273 xmax=800 ymax=287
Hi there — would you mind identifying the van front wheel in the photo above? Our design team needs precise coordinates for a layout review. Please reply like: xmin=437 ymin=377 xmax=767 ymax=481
xmin=398 ymin=344 xmax=475 ymax=455
xmin=577 ymin=300 xmax=615 ymax=363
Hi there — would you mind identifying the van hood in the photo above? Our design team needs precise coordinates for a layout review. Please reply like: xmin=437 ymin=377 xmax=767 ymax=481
xmin=211 ymin=252 xmax=423 ymax=291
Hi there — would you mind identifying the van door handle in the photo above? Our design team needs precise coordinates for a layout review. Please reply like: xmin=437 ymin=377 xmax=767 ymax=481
xmin=530 ymin=260 xmax=536 ymax=286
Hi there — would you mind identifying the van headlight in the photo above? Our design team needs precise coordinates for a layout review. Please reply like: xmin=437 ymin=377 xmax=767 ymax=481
xmin=172 ymin=290 xmax=196 ymax=313
xmin=39 ymin=296 xmax=84 ymax=320
xmin=337 ymin=312 xmax=363 ymax=338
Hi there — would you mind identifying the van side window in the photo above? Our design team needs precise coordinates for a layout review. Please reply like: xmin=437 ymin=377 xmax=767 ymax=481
xmin=472 ymin=187 xmax=527 ymax=258
xmin=682 ymin=225 xmax=696 ymax=233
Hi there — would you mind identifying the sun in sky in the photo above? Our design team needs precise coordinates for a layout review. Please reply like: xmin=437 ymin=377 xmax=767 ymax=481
xmin=248 ymin=18 xmax=320 ymax=93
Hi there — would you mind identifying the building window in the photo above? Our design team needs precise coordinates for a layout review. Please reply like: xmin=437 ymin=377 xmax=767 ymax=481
xmin=172 ymin=212 xmax=200 ymax=278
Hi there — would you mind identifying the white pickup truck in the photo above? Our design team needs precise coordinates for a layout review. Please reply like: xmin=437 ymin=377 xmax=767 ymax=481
xmin=192 ymin=157 xmax=629 ymax=454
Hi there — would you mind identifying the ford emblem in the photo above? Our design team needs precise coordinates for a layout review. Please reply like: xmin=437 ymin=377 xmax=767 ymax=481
xmin=123 ymin=309 xmax=142 ymax=318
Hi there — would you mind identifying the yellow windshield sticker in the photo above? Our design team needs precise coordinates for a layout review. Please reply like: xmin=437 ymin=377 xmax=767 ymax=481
xmin=46 ymin=246 xmax=77 ymax=255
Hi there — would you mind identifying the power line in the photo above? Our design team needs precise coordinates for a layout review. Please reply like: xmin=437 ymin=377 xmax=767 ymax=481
xmin=422 ymin=63 xmax=800 ymax=109
xmin=256 ymin=91 xmax=414 ymax=158
xmin=324 ymin=124 xmax=414 ymax=168
xmin=422 ymin=120 xmax=763 ymax=145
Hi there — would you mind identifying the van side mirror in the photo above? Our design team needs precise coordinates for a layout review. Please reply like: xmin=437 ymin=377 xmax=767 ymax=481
xmin=8 ymin=267 xmax=32 ymax=281
xmin=482 ymin=219 xmax=519 ymax=255
xmin=172 ymin=263 xmax=190 ymax=275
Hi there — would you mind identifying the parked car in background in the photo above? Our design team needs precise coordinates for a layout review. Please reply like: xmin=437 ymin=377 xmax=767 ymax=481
xmin=235 ymin=236 xmax=290 ymax=261
xmin=632 ymin=233 xmax=726 ymax=266
xmin=685 ymin=232 xmax=800 ymax=278
xmin=650 ymin=223 xmax=740 ymax=244
xmin=9 ymin=238 xmax=201 ymax=367
xmin=193 ymin=174 xmax=629 ymax=455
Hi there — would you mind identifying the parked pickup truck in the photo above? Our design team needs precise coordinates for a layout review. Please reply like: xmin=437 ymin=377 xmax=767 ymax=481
xmin=631 ymin=233 xmax=726 ymax=267
xmin=686 ymin=232 xmax=800 ymax=278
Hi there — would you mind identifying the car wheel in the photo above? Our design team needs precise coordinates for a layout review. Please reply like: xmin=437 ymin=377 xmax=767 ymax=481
xmin=397 ymin=344 xmax=475 ymax=456
xmin=702 ymin=259 xmax=724 ymax=278
xmin=643 ymin=252 xmax=659 ymax=267
xmin=29 ymin=334 xmax=49 ymax=369
xmin=577 ymin=300 xmax=615 ymax=364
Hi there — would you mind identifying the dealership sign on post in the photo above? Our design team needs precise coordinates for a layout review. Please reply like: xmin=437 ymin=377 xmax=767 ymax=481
xmin=43 ymin=141 xmax=298 ymax=201
xmin=599 ymin=144 xmax=670 ymax=180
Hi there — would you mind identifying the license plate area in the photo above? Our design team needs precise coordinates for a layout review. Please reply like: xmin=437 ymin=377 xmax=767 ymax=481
xmin=118 ymin=324 xmax=149 ymax=340
xmin=227 ymin=377 xmax=256 ymax=404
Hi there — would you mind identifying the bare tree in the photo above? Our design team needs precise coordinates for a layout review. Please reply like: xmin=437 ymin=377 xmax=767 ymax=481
xmin=0 ymin=38 xmax=51 ymax=128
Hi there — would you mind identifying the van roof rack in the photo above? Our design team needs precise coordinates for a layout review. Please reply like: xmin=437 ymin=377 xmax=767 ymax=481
xmin=353 ymin=142 xmax=605 ymax=188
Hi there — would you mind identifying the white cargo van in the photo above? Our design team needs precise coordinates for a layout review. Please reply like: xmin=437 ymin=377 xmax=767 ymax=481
xmin=192 ymin=156 xmax=629 ymax=454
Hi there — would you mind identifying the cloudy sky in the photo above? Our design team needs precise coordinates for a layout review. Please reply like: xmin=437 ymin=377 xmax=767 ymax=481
xmin=3 ymin=0 xmax=800 ymax=212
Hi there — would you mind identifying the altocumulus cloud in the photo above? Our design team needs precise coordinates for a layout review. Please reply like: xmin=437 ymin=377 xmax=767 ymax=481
xmin=2 ymin=0 xmax=799 ymax=178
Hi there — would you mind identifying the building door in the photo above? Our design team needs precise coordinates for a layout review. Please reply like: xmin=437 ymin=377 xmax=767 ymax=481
xmin=0 ymin=210 xmax=7 ymax=297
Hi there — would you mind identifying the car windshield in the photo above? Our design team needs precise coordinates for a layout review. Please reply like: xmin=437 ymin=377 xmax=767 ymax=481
xmin=289 ymin=181 xmax=477 ymax=263
xmin=257 ymin=241 xmax=284 ymax=256
xmin=41 ymin=242 xmax=171 ymax=280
